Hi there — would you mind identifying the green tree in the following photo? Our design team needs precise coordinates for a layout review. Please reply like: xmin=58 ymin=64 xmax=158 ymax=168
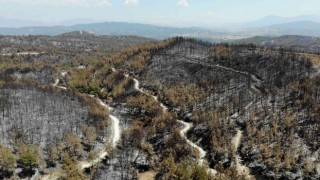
xmin=160 ymin=153 xmax=178 ymax=179
xmin=84 ymin=127 xmax=97 ymax=148
xmin=64 ymin=133 xmax=83 ymax=156
xmin=47 ymin=145 xmax=59 ymax=167
xmin=62 ymin=152 xmax=85 ymax=180
xmin=18 ymin=144 xmax=39 ymax=172
xmin=192 ymin=165 xmax=208 ymax=180
xmin=0 ymin=145 xmax=16 ymax=175
xmin=175 ymin=159 xmax=192 ymax=180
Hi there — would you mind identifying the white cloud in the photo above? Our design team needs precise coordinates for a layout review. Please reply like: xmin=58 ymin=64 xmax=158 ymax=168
xmin=0 ymin=0 xmax=111 ymax=7
xmin=99 ymin=0 xmax=111 ymax=6
xmin=204 ymin=11 xmax=214 ymax=17
xmin=177 ymin=0 xmax=189 ymax=7
xmin=124 ymin=0 xmax=138 ymax=5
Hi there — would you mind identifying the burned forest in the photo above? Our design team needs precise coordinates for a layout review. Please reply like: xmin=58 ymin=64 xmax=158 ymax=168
xmin=0 ymin=34 xmax=319 ymax=180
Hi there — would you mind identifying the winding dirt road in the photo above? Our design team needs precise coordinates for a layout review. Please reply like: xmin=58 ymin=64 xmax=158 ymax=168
xmin=48 ymin=64 xmax=260 ymax=179
xmin=130 ymin=76 xmax=217 ymax=175
xmin=177 ymin=121 xmax=206 ymax=164
xmin=52 ymin=78 xmax=67 ymax=90
xmin=42 ymin=72 xmax=122 ymax=180
xmin=96 ymin=99 xmax=121 ymax=148
xmin=232 ymin=130 xmax=251 ymax=178
xmin=79 ymin=99 xmax=120 ymax=169
xmin=224 ymin=64 xmax=262 ymax=179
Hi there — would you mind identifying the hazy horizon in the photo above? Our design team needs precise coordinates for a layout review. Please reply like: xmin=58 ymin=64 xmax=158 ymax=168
xmin=1 ymin=0 xmax=320 ymax=28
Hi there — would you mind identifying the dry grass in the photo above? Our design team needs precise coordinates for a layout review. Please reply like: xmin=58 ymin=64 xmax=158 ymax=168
xmin=137 ymin=171 xmax=156 ymax=180
xmin=259 ymin=49 xmax=320 ymax=70
xmin=304 ymin=53 xmax=320 ymax=68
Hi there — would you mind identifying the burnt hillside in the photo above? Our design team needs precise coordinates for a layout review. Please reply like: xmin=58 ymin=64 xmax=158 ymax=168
xmin=0 ymin=35 xmax=319 ymax=180
xmin=110 ymin=37 xmax=320 ymax=179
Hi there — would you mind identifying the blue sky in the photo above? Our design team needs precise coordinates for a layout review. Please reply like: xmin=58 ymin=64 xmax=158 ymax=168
xmin=0 ymin=0 xmax=320 ymax=26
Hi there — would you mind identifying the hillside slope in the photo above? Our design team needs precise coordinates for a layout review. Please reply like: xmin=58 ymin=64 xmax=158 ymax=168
xmin=110 ymin=37 xmax=320 ymax=179
xmin=0 ymin=36 xmax=320 ymax=179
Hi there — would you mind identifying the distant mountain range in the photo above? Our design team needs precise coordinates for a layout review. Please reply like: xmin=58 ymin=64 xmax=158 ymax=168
xmin=243 ymin=21 xmax=320 ymax=37
xmin=233 ymin=35 xmax=320 ymax=53
xmin=0 ymin=22 xmax=216 ymax=39
xmin=239 ymin=15 xmax=320 ymax=28
xmin=1 ymin=16 xmax=320 ymax=40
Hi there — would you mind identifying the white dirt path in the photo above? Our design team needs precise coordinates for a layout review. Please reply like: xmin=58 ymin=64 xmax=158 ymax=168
xmin=42 ymin=71 xmax=122 ymax=180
